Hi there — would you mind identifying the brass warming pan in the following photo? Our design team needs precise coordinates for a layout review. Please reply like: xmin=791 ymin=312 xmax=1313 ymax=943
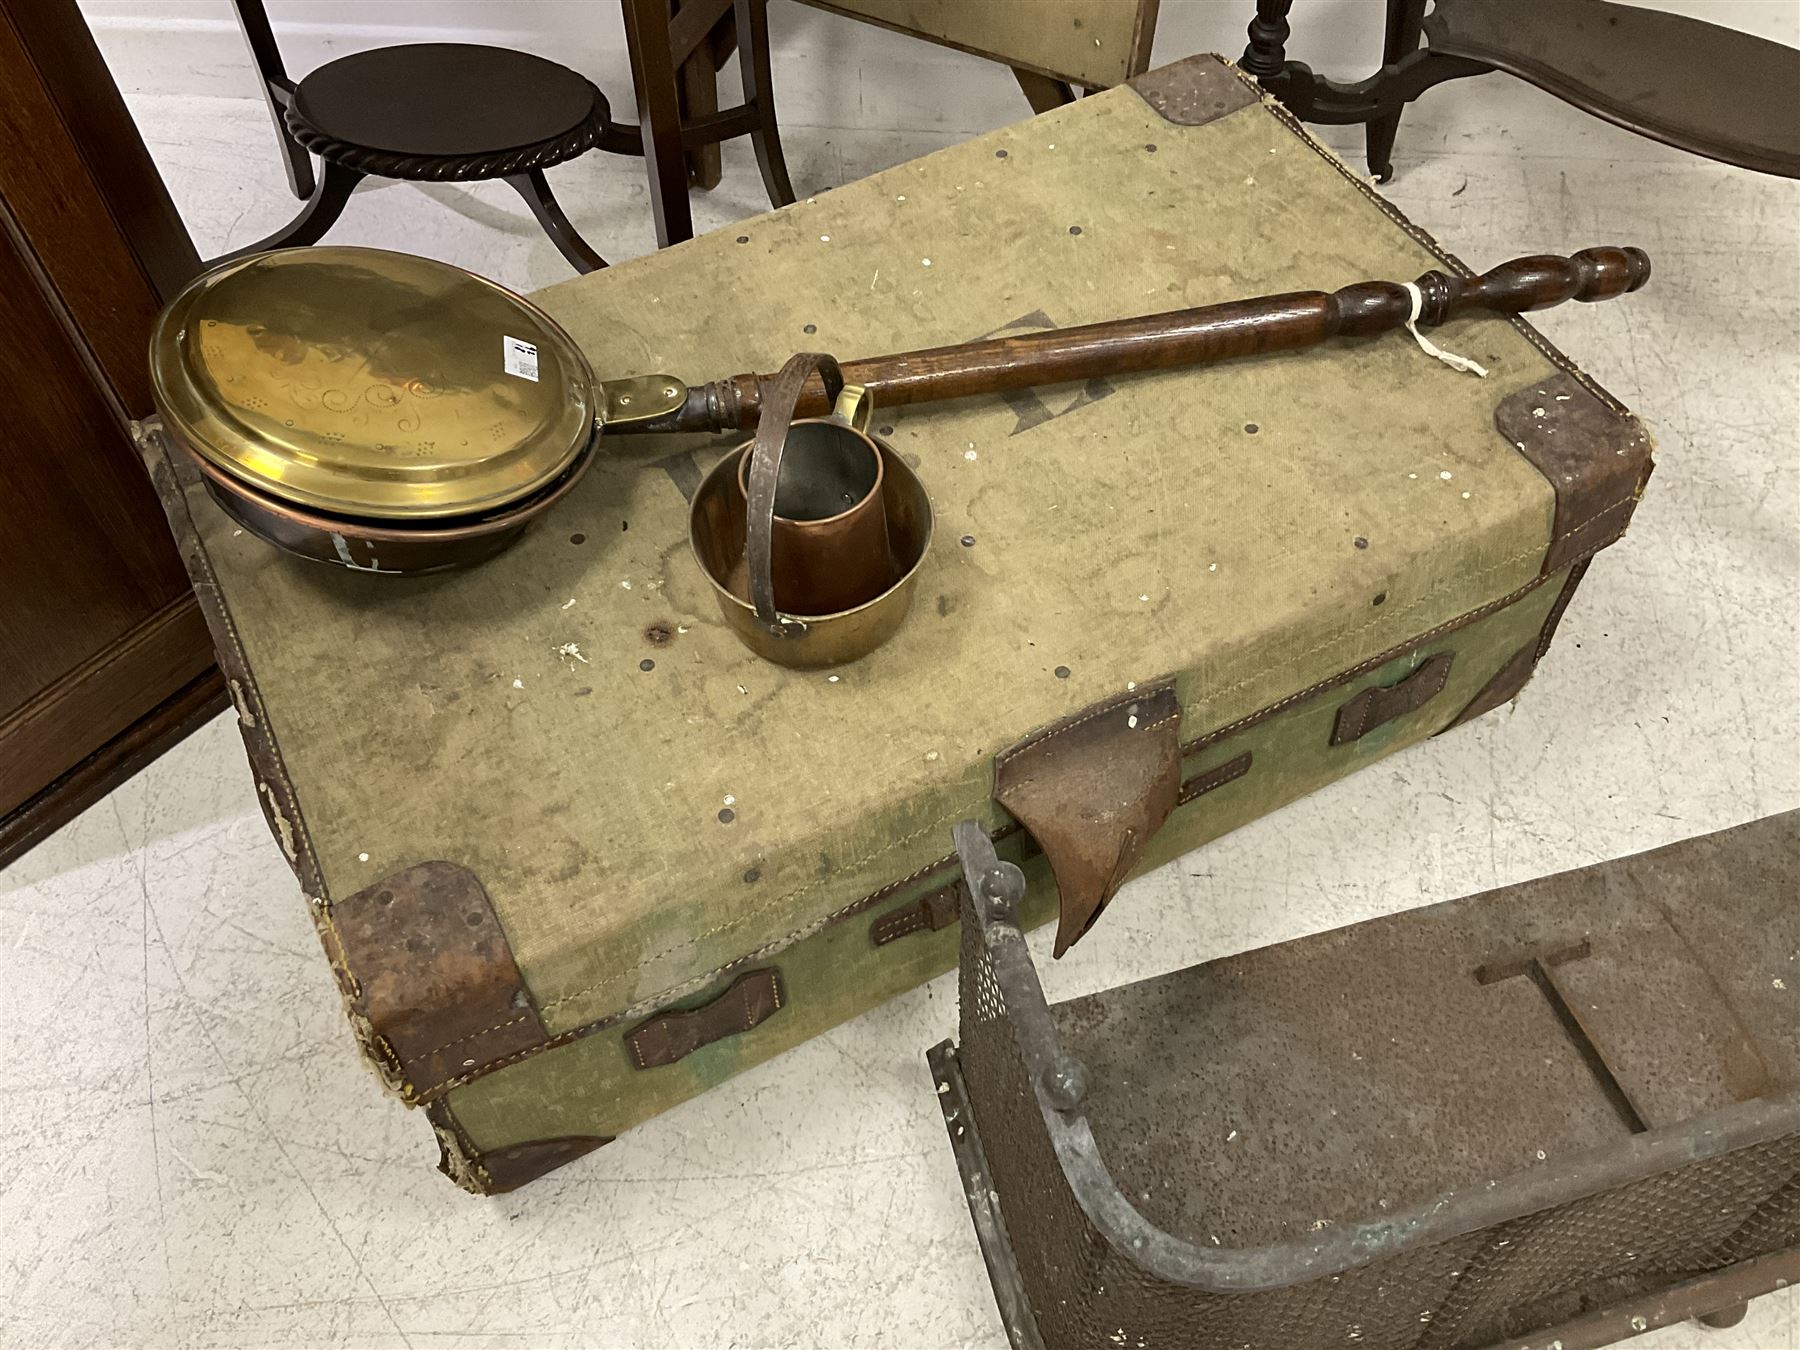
xmin=148 ymin=244 xmax=1650 ymax=576
xmin=147 ymin=247 xmax=685 ymax=573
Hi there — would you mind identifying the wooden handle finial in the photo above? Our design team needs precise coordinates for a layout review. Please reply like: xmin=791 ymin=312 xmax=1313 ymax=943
xmin=1332 ymin=246 xmax=1653 ymax=333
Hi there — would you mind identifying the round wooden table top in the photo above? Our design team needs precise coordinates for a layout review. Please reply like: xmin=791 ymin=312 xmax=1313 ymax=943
xmin=291 ymin=43 xmax=605 ymax=159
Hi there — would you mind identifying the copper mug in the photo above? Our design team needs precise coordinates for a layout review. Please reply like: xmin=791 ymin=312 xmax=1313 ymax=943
xmin=734 ymin=352 xmax=897 ymax=623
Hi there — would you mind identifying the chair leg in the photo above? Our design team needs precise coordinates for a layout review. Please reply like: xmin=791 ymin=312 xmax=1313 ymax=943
xmin=1366 ymin=0 xmax=1428 ymax=182
xmin=217 ymin=158 xmax=362 ymax=261
xmin=622 ymin=0 xmax=697 ymax=248
xmin=675 ymin=0 xmax=725 ymax=190
xmin=505 ymin=169 xmax=608 ymax=274
xmin=1014 ymin=69 xmax=1078 ymax=115
xmin=231 ymin=0 xmax=315 ymax=200
xmin=733 ymin=0 xmax=796 ymax=208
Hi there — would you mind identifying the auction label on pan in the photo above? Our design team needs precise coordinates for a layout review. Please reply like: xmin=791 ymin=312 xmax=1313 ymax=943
xmin=503 ymin=336 xmax=540 ymax=382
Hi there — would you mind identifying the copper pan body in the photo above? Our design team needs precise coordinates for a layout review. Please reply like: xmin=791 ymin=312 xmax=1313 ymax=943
xmin=691 ymin=438 xmax=933 ymax=668
xmin=732 ymin=417 xmax=895 ymax=617
xmin=168 ymin=422 xmax=601 ymax=576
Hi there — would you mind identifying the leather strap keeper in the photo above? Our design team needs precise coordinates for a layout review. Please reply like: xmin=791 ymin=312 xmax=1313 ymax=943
xmin=625 ymin=967 xmax=785 ymax=1070
xmin=1332 ymin=652 xmax=1454 ymax=745
xmin=871 ymin=881 xmax=965 ymax=947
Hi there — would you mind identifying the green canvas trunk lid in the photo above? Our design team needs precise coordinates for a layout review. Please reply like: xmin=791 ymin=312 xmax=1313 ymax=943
xmin=139 ymin=54 xmax=1653 ymax=1192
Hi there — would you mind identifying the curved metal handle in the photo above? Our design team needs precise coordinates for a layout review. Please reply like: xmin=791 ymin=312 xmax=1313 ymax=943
xmin=744 ymin=352 xmax=845 ymax=637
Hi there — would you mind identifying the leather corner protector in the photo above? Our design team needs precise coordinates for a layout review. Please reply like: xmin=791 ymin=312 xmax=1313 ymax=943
xmin=474 ymin=1136 xmax=614 ymax=1194
xmin=626 ymin=967 xmax=785 ymax=1070
xmin=331 ymin=860 xmax=549 ymax=1101
xmin=1497 ymin=372 xmax=1653 ymax=575
xmin=1331 ymin=651 xmax=1454 ymax=745
xmin=1444 ymin=642 xmax=1535 ymax=732
xmin=1443 ymin=557 xmax=1593 ymax=732
xmin=1128 ymin=54 xmax=1261 ymax=127
xmin=995 ymin=683 xmax=1182 ymax=959
xmin=426 ymin=1099 xmax=613 ymax=1194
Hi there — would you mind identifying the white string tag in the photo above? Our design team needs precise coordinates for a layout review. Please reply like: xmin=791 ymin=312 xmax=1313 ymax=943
xmin=1402 ymin=281 xmax=1488 ymax=378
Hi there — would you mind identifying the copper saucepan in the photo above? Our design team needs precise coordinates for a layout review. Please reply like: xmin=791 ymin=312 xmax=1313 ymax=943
xmin=689 ymin=353 xmax=936 ymax=668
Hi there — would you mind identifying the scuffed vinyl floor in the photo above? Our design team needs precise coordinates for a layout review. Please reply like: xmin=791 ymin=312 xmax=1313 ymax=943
xmin=3 ymin=48 xmax=1797 ymax=1350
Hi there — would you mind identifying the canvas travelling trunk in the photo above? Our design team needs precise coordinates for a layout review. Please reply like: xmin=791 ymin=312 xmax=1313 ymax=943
xmin=929 ymin=811 xmax=1800 ymax=1349
xmin=138 ymin=54 xmax=1654 ymax=1193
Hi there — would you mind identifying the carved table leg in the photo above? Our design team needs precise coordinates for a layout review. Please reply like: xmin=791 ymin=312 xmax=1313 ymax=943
xmin=218 ymin=158 xmax=361 ymax=261
xmin=505 ymin=169 xmax=608 ymax=273
xmin=1367 ymin=0 xmax=1428 ymax=181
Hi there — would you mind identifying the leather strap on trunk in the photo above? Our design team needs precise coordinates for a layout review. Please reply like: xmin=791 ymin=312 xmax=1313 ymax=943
xmin=1332 ymin=652 xmax=1455 ymax=744
xmin=870 ymin=881 xmax=964 ymax=947
xmin=625 ymin=967 xmax=785 ymax=1069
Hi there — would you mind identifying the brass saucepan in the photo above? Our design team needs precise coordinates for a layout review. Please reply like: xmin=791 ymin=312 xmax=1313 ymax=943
xmin=147 ymin=245 xmax=1650 ymax=575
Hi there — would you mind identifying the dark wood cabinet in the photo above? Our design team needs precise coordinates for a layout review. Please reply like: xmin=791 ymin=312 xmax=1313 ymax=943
xmin=0 ymin=1 xmax=223 ymax=865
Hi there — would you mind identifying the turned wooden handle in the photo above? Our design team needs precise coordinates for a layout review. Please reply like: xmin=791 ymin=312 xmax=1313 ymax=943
xmin=642 ymin=247 xmax=1649 ymax=433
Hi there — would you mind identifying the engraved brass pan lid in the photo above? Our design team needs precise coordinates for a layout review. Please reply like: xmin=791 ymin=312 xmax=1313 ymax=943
xmin=149 ymin=247 xmax=612 ymax=521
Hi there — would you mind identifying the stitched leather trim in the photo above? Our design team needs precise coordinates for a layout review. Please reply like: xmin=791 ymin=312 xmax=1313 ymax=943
xmin=870 ymin=881 xmax=965 ymax=947
xmin=138 ymin=430 xmax=324 ymax=898
xmin=1179 ymin=751 xmax=1254 ymax=804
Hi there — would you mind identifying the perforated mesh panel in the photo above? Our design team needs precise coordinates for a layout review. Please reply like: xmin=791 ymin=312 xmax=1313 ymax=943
xmin=956 ymin=906 xmax=1800 ymax=1350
